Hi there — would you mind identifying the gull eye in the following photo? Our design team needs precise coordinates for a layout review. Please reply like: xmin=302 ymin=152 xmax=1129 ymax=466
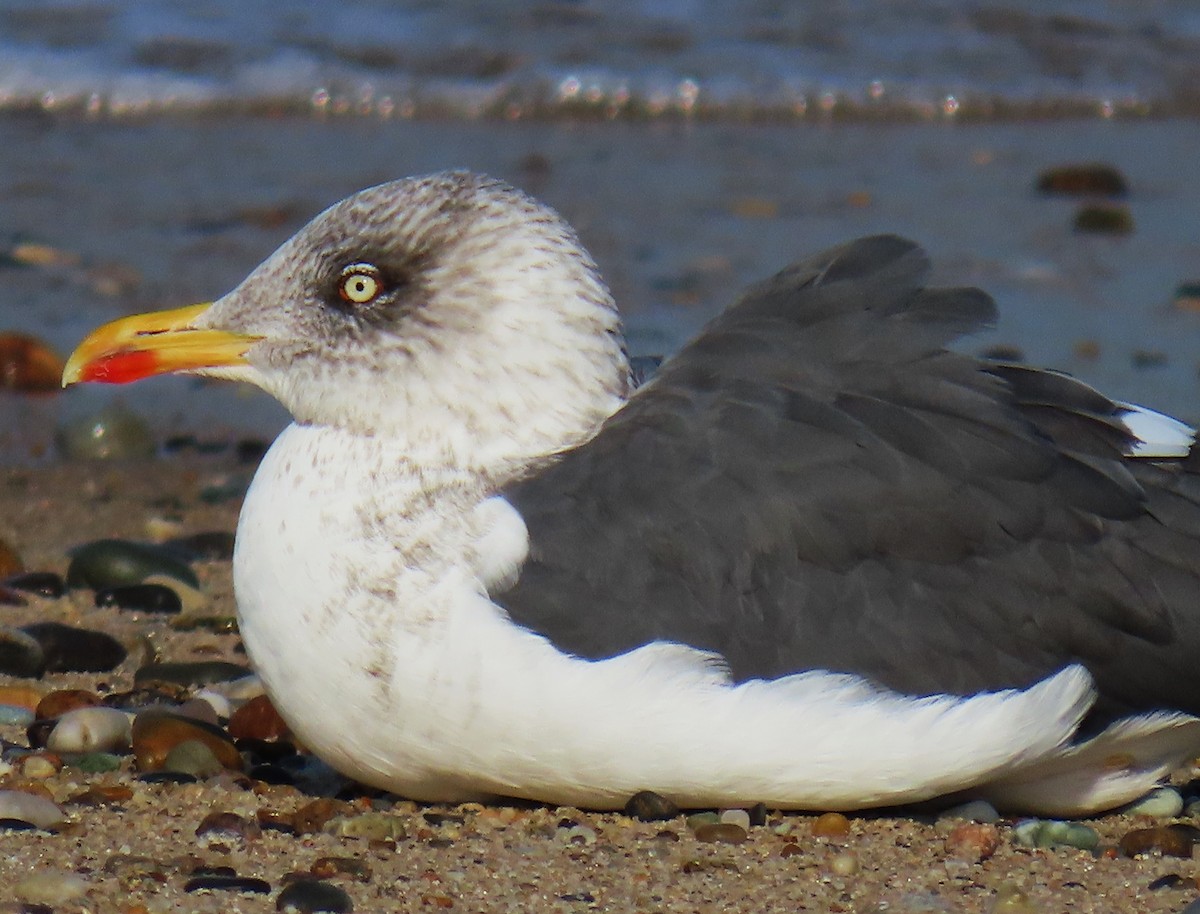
xmin=338 ymin=264 xmax=383 ymax=304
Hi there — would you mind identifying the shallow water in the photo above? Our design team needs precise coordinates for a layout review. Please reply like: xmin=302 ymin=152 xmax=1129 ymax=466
xmin=2 ymin=115 xmax=1198 ymax=461
xmin=1 ymin=0 xmax=1199 ymax=120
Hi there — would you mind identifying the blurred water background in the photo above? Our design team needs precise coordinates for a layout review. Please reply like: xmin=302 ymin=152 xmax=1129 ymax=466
xmin=1 ymin=1 xmax=1199 ymax=459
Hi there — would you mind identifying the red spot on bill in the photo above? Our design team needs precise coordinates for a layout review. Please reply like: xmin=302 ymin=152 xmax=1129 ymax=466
xmin=80 ymin=350 xmax=161 ymax=384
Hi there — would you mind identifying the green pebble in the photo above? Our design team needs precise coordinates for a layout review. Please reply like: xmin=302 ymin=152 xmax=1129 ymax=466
xmin=72 ymin=752 xmax=123 ymax=773
xmin=686 ymin=812 xmax=720 ymax=831
xmin=1012 ymin=819 xmax=1099 ymax=851
xmin=163 ymin=739 xmax=224 ymax=779
xmin=1120 ymin=787 xmax=1183 ymax=818
xmin=67 ymin=539 xmax=199 ymax=590
xmin=55 ymin=406 xmax=155 ymax=461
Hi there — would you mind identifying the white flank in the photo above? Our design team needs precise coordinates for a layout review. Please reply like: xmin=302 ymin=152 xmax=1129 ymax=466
xmin=1119 ymin=402 xmax=1196 ymax=458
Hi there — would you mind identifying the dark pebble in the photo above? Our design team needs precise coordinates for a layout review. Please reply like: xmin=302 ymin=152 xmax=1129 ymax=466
xmin=979 ymin=343 xmax=1025 ymax=363
xmin=135 ymin=660 xmax=252 ymax=688
xmin=4 ymin=571 xmax=65 ymax=598
xmin=25 ymin=717 xmax=57 ymax=749
xmin=0 ymin=627 xmax=45 ymax=677
xmin=236 ymin=438 xmax=269 ymax=464
xmin=624 ymin=790 xmax=680 ymax=822
xmin=1036 ymin=163 xmax=1128 ymax=197
xmin=20 ymin=622 xmax=126 ymax=672
xmin=277 ymin=878 xmax=354 ymax=913
xmin=0 ymin=331 xmax=64 ymax=391
xmin=1147 ymin=873 xmax=1191 ymax=890
xmin=184 ymin=875 xmax=271 ymax=894
xmin=1073 ymin=203 xmax=1134 ymax=235
xmin=138 ymin=771 xmax=199 ymax=785
xmin=1132 ymin=349 xmax=1168 ymax=370
xmin=248 ymin=763 xmax=295 ymax=786
xmin=67 ymin=538 xmax=199 ymax=590
xmin=95 ymin=583 xmax=182 ymax=614
xmin=164 ymin=531 xmax=236 ymax=562
xmin=0 ymin=817 xmax=40 ymax=832
xmin=748 ymin=803 xmax=769 ymax=827
xmin=238 ymin=736 xmax=297 ymax=763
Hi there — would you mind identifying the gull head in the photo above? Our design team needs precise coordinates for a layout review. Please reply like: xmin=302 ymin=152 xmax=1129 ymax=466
xmin=65 ymin=171 xmax=631 ymax=473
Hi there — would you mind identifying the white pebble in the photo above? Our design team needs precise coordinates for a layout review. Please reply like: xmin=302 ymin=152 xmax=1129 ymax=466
xmin=0 ymin=790 xmax=65 ymax=829
xmin=212 ymin=673 xmax=266 ymax=702
xmin=193 ymin=688 xmax=232 ymax=719
xmin=46 ymin=706 xmax=133 ymax=753
xmin=16 ymin=870 xmax=88 ymax=904
xmin=719 ymin=808 xmax=752 ymax=830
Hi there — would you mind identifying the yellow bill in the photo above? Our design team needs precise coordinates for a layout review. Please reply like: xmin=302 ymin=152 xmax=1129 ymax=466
xmin=62 ymin=302 xmax=260 ymax=386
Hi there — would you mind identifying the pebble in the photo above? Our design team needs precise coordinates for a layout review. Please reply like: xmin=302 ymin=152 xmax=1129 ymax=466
xmin=67 ymin=538 xmax=199 ymax=590
xmin=1120 ymin=786 xmax=1183 ymax=818
xmin=193 ymin=688 xmax=233 ymax=720
xmin=228 ymin=693 xmax=289 ymax=741
xmin=55 ymin=405 xmax=156 ymax=460
xmin=67 ymin=784 xmax=134 ymax=806
xmin=164 ymin=739 xmax=226 ymax=778
xmin=937 ymin=799 xmax=1000 ymax=824
xmin=143 ymin=573 xmax=208 ymax=612
xmin=1011 ymin=819 xmax=1099 ymax=851
xmin=45 ymin=705 xmax=131 ymax=753
xmin=73 ymin=752 xmax=123 ymax=773
xmin=812 ymin=812 xmax=851 ymax=838
xmin=1073 ymin=202 xmax=1134 ymax=235
xmin=990 ymin=881 xmax=1035 ymax=914
xmin=165 ymin=530 xmax=237 ymax=562
xmin=693 ymin=822 xmax=748 ymax=844
xmin=685 ymin=811 xmax=719 ymax=830
xmin=0 ymin=332 xmax=65 ymax=392
xmin=95 ymin=582 xmax=183 ymax=613
xmin=20 ymin=753 xmax=62 ymax=779
xmin=277 ymin=878 xmax=354 ymax=913
xmin=36 ymin=688 xmax=101 ymax=719
xmin=829 ymin=852 xmax=860 ymax=875
xmin=1035 ymin=162 xmax=1128 ymax=197
xmin=719 ymin=808 xmax=752 ymax=831
xmin=132 ymin=711 xmax=243 ymax=773
xmin=310 ymin=857 xmax=372 ymax=882
xmin=944 ymin=823 xmax=1001 ymax=862
xmin=0 ymin=790 xmax=65 ymax=829
xmin=0 ymin=627 xmax=45 ymax=677
xmin=1118 ymin=824 xmax=1200 ymax=858
xmin=3 ymin=571 xmax=65 ymax=598
xmin=0 ymin=684 xmax=43 ymax=709
xmin=184 ymin=874 xmax=272 ymax=894
xmin=13 ymin=870 xmax=88 ymax=905
xmin=135 ymin=660 xmax=252 ymax=688
xmin=290 ymin=799 xmax=355 ymax=835
xmin=196 ymin=810 xmax=262 ymax=841
xmin=21 ymin=621 xmax=127 ymax=672
xmin=0 ymin=704 xmax=34 ymax=726
xmin=623 ymin=789 xmax=679 ymax=822
xmin=326 ymin=812 xmax=407 ymax=841
xmin=1173 ymin=282 xmax=1200 ymax=313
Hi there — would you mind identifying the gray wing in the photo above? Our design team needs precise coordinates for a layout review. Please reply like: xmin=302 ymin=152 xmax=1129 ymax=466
xmin=495 ymin=235 xmax=1200 ymax=717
